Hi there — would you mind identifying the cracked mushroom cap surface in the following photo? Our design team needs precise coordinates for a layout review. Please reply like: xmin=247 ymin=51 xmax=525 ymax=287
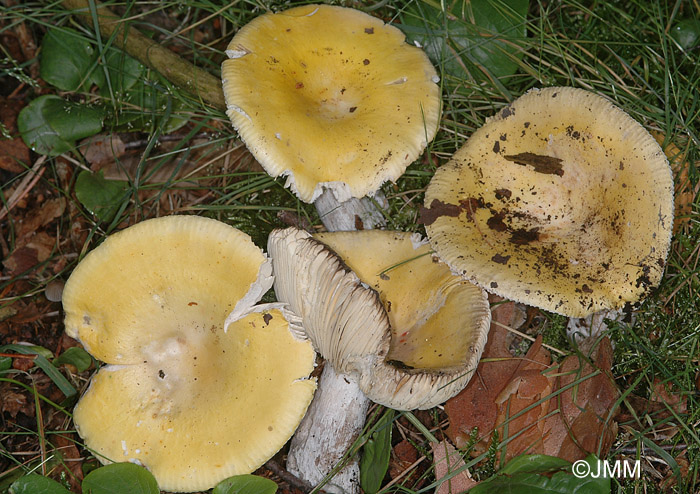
xmin=268 ymin=227 xmax=491 ymax=410
xmin=422 ymin=87 xmax=674 ymax=317
xmin=221 ymin=4 xmax=441 ymax=203
xmin=62 ymin=216 xmax=316 ymax=493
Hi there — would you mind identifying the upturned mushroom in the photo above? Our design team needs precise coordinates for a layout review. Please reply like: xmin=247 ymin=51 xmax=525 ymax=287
xmin=268 ymin=227 xmax=490 ymax=492
xmin=62 ymin=216 xmax=316 ymax=492
xmin=422 ymin=86 xmax=674 ymax=317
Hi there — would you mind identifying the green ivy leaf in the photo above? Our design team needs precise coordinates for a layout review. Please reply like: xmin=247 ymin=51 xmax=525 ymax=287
xmin=400 ymin=0 xmax=529 ymax=79
xmin=9 ymin=474 xmax=72 ymax=494
xmin=96 ymin=48 xmax=145 ymax=97
xmin=212 ymin=474 xmax=278 ymax=494
xmin=82 ymin=463 xmax=159 ymax=494
xmin=470 ymin=454 xmax=610 ymax=494
xmin=17 ymin=95 xmax=104 ymax=156
xmin=75 ymin=170 xmax=130 ymax=223
xmin=40 ymin=28 xmax=99 ymax=91
xmin=360 ymin=409 xmax=394 ymax=494
xmin=53 ymin=347 xmax=94 ymax=372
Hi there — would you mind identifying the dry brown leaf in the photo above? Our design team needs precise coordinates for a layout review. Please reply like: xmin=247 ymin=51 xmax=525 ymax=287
xmin=495 ymin=336 xmax=554 ymax=462
xmin=0 ymin=388 xmax=34 ymax=417
xmin=80 ymin=134 xmax=127 ymax=169
xmin=542 ymin=337 xmax=619 ymax=462
xmin=0 ymin=97 xmax=30 ymax=173
xmin=14 ymin=197 xmax=65 ymax=242
xmin=650 ymin=378 xmax=687 ymax=415
xmin=3 ymin=231 xmax=58 ymax=276
xmin=445 ymin=296 xmax=521 ymax=450
xmin=446 ymin=302 xmax=620 ymax=466
xmin=389 ymin=439 xmax=419 ymax=481
xmin=432 ymin=440 xmax=478 ymax=494
xmin=52 ymin=433 xmax=84 ymax=492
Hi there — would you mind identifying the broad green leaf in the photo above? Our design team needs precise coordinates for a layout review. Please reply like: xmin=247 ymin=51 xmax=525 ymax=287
xmin=82 ymin=463 xmax=159 ymax=494
xmin=212 ymin=474 xmax=278 ymax=494
xmin=360 ymin=409 xmax=394 ymax=494
xmin=18 ymin=95 xmax=104 ymax=156
xmin=671 ymin=19 xmax=700 ymax=51
xmin=53 ymin=347 xmax=93 ymax=372
xmin=470 ymin=455 xmax=610 ymax=494
xmin=0 ymin=355 xmax=11 ymax=371
xmin=75 ymin=170 xmax=130 ymax=223
xmin=500 ymin=454 xmax=572 ymax=475
xmin=400 ymin=0 xmax=528 ymax=79
xmin=40 ymin=28 xmax=99 ymax=91
xmin=10 ymin=473 xmax=72 ymax=494
xmin=96 ymin=48 xmax=145 ymax=96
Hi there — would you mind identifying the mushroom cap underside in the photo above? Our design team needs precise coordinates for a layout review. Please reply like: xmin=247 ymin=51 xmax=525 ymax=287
xmin=222 ymin=4 xmax=441 ymax=203
xmin=62 ymin=216 xmax=316 ymax=492
xmin=268 ymin=227 xmax=490 ymax=410
xmin=423 ymin=86 xmax=674 ymax=317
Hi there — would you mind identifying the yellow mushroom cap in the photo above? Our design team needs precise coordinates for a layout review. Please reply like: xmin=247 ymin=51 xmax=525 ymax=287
xmin=221 ymin=4 xmax=441 ymax=203
xmin=268 ymin=227 xmax=490 ymax=410
xmin=62 ymin=216 xmax=316 ymax=492
xmin=423 ymin=87 xmax=674 ymax=317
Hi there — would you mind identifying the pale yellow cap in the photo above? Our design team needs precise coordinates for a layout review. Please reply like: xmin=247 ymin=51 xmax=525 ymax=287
xmin=63 ymin=216 xmax=316 ymax=492
xmin=423 ymin=87 xmax=674 ymax=317
xmin=222 ymin=4 xmax=441 ymax=203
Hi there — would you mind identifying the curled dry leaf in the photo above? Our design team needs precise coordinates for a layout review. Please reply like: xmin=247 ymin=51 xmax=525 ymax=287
xmin=445 ymin=296 xmax=521 ymax=450
xmin=52 ymin=433 xmax=84 ymax=491
xmin=494 ymin=336 xmax=553 ymax=462
xmin=446 ymin=298 xmax=620 ymax=465
xmin=431 ymin=440 xmax=478 ymax=494
xmin=650 ymin=377 xmax=688 ymax=415
xmin=389 ymin=439 xmax=419 ymax=482
xmin=541 ymin=337 xmax=618 ymax=461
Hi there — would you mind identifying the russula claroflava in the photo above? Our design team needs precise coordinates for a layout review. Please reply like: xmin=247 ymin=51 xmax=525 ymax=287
xmin=62 ymin=216 xmax=316 ymax=493
xmin=268 ymin=227 xmax=490 ymax=492
xmin=221 ymin=4 xmax=441 ymax=204
xmin=422 ymin=87 xmax=674 ymax=317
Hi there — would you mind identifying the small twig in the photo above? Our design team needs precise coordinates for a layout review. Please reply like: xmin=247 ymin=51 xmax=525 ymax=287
xmin=378 ymin=455 xmax=427 ymax=493
xmin=0 ymin=156 xmax=47 ymax=222
xmin=265 ymin=459 xmax=313 ymax=493
xmin=616 ymin=443 xmax=688 ymax=455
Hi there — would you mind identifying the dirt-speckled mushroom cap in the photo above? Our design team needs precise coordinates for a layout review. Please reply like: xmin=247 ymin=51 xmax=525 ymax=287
xmin=268 ymin=227 xmax=490 ymax=410
xmin=221 ymin=4 xmax=441 ymax=203
xmin=423 ymin=87 xmax=674 ymax=317
xmin=62 ymin=216 xmax=316 ymax=493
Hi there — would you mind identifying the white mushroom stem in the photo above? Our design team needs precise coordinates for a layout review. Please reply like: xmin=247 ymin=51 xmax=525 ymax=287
xmin=286 ymin=187 xmax=386 ymax=494
xmin=566 ymin=308 xmax=628 ymax=355
xmin=287 ymin=365 xmax=370 ymax=494
xmin=315 ymin=188 xmax=389 ymax=231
